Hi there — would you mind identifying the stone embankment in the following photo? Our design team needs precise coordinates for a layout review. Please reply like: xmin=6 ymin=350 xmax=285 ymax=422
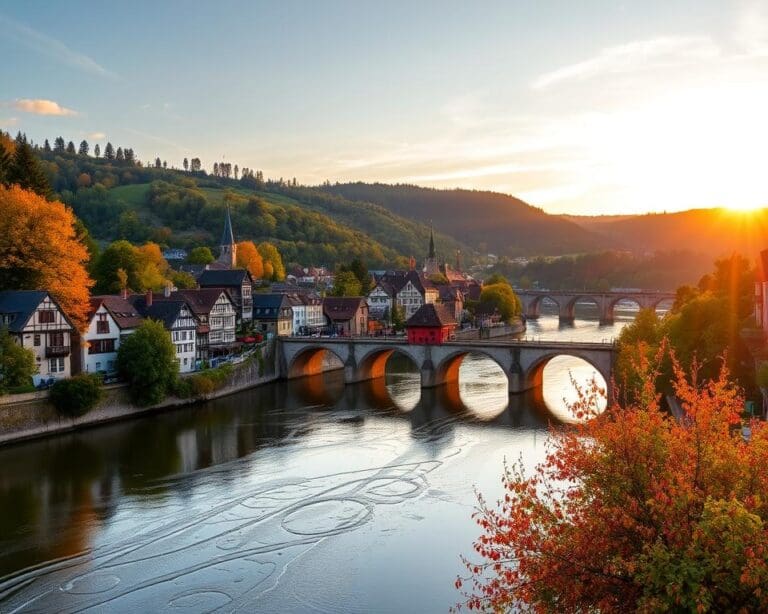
xmin=0 ymin=344 xmax=278 ymax=446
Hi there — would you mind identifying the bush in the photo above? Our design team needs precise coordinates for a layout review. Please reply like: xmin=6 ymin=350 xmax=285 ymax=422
xmin=49 ymin=374 xmax=103 ymax=417
xmin=189 ymin=374 xmax=215 ymax=397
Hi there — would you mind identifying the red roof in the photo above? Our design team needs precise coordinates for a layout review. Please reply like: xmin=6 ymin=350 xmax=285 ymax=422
xmin=405 ymin=303 xmax=457 ymax=328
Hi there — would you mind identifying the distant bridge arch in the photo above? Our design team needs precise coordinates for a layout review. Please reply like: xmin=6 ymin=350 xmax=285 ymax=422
xmin=518 ymin=290 xmax=676 ymax=324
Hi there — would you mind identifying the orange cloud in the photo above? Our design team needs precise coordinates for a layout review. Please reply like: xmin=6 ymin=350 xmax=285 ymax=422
xmin=13 ymin=98 xmax=77 ymax=116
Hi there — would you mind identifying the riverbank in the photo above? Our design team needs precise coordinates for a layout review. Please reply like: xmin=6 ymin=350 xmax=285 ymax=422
xmin=0 ymin=344 xmax=279 ymax=447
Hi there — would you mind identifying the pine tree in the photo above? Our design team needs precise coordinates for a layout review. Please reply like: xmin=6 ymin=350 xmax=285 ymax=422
xmin=162 ymin=160 xmax=167 ymax=169
xmin=234 ymin=164 xmax=239 ymax=180
xmin=43 ymin=139 xmax=51 ymax=153
xmin=94 ymin=143 xmax=101 ymax=158
xmin=53 ymin=136 xmax=65 ymax=153
xmin=183 ymin=157 xmax=189 ymax=171
xmin=78 ymin=140 xmax=89 ymax=156
xmin=213 ymin=162 xmax=219 ymax=176
xmin=124 ymin=148 xmax=135 ymax=164
xmin=104 ymin=142 xmax=115 ymax=160
xmin=154 ymin=157 xmax=161 ymax=168
xmin=116 ymin=147 xmax=125 ymax=161
xmin=7 ymin=141 xmax=51 ymax=197
xmin=0 ymin=139 xmax=10 ymax=185
xmin=66 ymin=141 xmax=76 ymax=154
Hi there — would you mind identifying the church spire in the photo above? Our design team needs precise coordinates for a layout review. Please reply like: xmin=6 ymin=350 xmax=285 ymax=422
xmin=428 ymin=224 xmax=435 ymax=259
xmin=221 ymin=206 xmax=235 ymax=247
xmin=217 ymin=206 xmax=237 ymax=269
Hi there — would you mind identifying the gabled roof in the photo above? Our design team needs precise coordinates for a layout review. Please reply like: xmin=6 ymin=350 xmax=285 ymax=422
xmin=370 ymin=280 xmax=396 ymax=297
xmin=198 ymin=268 xmax=253 ymax=287
xmin=90 ymin=295 xmax=144 ymax=329
xmin=0 ymin=290 xmax=51 ymax=333
xmin=438 ymin=285 xmax=463 ymax=301
xmin=129 ymin=296 xmax=194 ymax=329
xmin=323 ymin=297 xmax=367 ymax=321
xmin=252 ymin=293 xmax=292 ymax=319
xmin=406 ymin=303 xmax=457 ymax=328
xmin=172 ymin=288 xmax=231 ymax=316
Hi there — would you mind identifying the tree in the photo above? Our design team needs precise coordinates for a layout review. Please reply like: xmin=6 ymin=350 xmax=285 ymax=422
xmin=213 ymin=162 xmax=219 ymax=177
xmin=53 ymin=136 xmax=65 ymax=153
xmin=124 ymin=148 xmax=135 ymax=164
xmin=183 ymin=157 xmax=189 ymax=172
xmin=116 ymin=147 xmax=125 ymax=162
xmin=66 ymin=141 xmax=76 ymax=154
xmin=485 ymin=272 xmax=511 ymax=286
xmin=0 ymin=137 xmax=11 ymax=185
xmin=391 ymin=303 xmax=405 ymax=331
xmin=331 ymin=271 xmax=362 ymax=297
xmin=234 ymin=164 xmax=239 ymax=180
xmin=78 ymin=140 xmax=89 ymax=156
xmin=6 ymin=141 xmax=51 ymax=197
xmin=154 ymin=157 xmax=161 ymax=169
xmin=349 ymin=258 xmax=371 ymax=294
xmin=190 ymin=158 xmax=201 ymax=172
xmin=187 ymin=246 xmax=215 ymax=265
xmin=43 ymin=138 xmax=51 ymax=153
xmin=258 ymin=242 xmax=285 ymax=281
xmin=94 ymin=143 xmax=101 ymax=158
xmin=170 ymin=270 xmax=197 ymax=289
xmin=49 ymin=373 xmax=102 ymax=416
xmin=0 ymin=327 xmax=36 ymax=394
xmin=0 ymin=185 xmax=93 ymax=329
xmin=236 ymin=241 xmax=264 ymax=279
xmin=478 ymin=283 xmax=521 ymax=322
xmin=104 ymin=142 xmax=115 ymax=160
xmin=92 ymin=240 xmax=169 ymax=294
xmin=118 ymin=319 xmax=178 ymax=406
xmin=457 ymin=358 xmax=768 ymax=613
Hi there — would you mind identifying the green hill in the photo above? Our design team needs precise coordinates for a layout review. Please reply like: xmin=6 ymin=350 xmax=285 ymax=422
xmin=319 ymin=182 xmax=605 ymax=257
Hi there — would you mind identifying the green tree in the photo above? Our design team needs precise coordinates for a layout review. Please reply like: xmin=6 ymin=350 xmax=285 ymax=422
xmin=478 ymin=283 xmax=522 ymax=323
xmin=7 ymin=141 xmax=50 ymax=197
xmin=348 ymin=258 xmax=371 ymax=294
xmin=331 ymin=270 xmax=362 ymax=296
xmin=94 ymin=143 xmax=100 ymax=158
xmin=117 ymin=319 xmax=177 ymax=406
xmin=66 ymin=141 xmax=76 ymax=154
xmin=78 ymin=140 xmax=89 ymax=156
xmin=391 ymin=303 xmax=405 ymax=331
xmin=484 ymin=273 xmax=510 ymax=286
xmin=187 ymin=246 xmax=215 ymax=265
xmin=104 ymin=142 xmax=115 ymax=160
xmin=0 ymin=327 xmax=36 ymax=394
xmin=170 ymin=270 xmax=197 ymax=289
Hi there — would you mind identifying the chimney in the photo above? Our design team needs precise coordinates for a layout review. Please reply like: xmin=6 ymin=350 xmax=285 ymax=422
xmin=409 ymin=255 xmax=416 ymax=271
xmin=146 ymin=289 xmax=153 ymax=307
xmin=164 ymin=283 xmax=171 ymax=298
xmin=121 ymin=287 xmax=128 ymax=299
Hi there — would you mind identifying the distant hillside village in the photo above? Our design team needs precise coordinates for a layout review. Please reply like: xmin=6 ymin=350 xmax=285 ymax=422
xmin=0 ymin=206 xmax=487 ymax=388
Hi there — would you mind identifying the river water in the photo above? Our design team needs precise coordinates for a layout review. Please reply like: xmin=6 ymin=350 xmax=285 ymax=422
xmin=0 ymin=308 xmax=644 ymax=613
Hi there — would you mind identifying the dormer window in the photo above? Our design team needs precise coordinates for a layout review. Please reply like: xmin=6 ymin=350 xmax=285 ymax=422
xmin=38 ymin=310 xmax=55 ymax=324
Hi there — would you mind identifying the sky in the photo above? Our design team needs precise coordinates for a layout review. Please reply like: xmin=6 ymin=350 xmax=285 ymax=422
xmin=1 ymin=0 xmax=767 ymax=215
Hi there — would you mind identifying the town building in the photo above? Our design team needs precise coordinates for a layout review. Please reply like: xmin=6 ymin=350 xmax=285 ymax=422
xmin=0 ymin=291 xmax=76 ymax=384
xmin=130 ymin=292 xmax=198 ymax=373
xmin=252 ymin=294 xmax=294 ymax=337
xmin=323 ymin=297 xmax=369 ymax=336
xmin=198 ymin=269 xmax=254 ymax=323
xmin=164 ymin=288 xmax=237 ymax=361
xmin=367 ymin=280 xmax=395 ymax=321
xmin=438 ymin=285 xmax=465 ymax=323
xmin=287 ymin=293 xmax=324 ymax=335
xmin=80 ymin=295 xmax=143 ymax=376
xmin=395 ymin=270 xmax=439 ymax=319
xmin=405 ymin=303 xmax=458 ymax=345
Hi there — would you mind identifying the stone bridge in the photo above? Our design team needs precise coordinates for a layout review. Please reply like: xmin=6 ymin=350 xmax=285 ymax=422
xmin=278 ymin=338 xmax=616 ymax=397
xmin=516 ymin=290 xmax=675 ymax=324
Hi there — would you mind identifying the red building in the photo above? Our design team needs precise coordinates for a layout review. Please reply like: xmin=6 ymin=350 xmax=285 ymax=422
xmin=405 ymin=303 xmax=457 ymax=344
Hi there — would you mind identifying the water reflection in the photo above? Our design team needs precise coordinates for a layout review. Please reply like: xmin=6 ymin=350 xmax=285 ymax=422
xmin=0 ymin=314 xmax=630 ymax=613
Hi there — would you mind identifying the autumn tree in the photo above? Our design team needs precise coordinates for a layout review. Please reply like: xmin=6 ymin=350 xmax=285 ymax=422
xmin=258 ymin=242 xmax=285 ymax=281
xmin=0 ymin=185 xmax=93 ymax=329
xmin=457 ymin=355 xmax=768 ymax=612
xmin=92 ymin=240 xmax=170 ymax=294
xmin=236 ymin=241 xmax=264 ymax=279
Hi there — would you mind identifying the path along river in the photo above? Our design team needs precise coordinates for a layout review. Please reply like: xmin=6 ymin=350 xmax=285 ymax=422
xmin=0 ymin=305 xmax=655 ymax=613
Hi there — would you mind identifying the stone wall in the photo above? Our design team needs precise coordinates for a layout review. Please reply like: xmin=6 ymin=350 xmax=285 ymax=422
xmin=0 ymin=343 xmax=278 ymax=447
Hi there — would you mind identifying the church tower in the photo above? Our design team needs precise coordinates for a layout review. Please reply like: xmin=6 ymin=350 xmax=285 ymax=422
xmin=217 ymin=206 xmax=237 ymax=269
xmin=424 ymin=225 xmax=439 ymax=275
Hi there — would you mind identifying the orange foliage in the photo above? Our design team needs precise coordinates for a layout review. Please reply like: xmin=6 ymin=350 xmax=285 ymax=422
xmin=236 ymin=240 xmax=264 ymax=279
xmin=0 ymin=185 xmax=93 ymax=329
xmin=457 ymin=351 xmax=768 ymax=612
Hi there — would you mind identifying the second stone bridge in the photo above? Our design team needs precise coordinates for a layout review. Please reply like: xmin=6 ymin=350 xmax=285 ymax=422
xmin=278 ymin=338 xmax=616 ymax=396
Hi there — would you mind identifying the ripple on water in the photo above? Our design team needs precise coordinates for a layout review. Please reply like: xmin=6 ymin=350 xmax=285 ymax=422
xmin=61 ymin=572 xmax=120 ymax=594
xmin=281 ymin=499 xmax=372 ymax=536
xmin=166 ymin=589 xmax=233 ymax=613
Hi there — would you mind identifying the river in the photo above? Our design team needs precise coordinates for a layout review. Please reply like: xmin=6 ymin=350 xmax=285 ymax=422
xmin=0 ymin=307 xmax=643 ymax=613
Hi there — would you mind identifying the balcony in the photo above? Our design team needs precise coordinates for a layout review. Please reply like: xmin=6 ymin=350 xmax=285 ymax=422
xmin=46 ymin=345 xmax=71 ymax=358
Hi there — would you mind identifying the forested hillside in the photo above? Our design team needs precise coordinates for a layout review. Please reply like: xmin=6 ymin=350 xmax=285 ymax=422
xmin=320 ymin=182 xmax=603 ymax=256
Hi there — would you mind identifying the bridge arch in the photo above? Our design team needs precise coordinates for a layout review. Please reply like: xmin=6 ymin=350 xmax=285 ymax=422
xmin=523 ymin=295 xmax=560 ymax=319
xmin=565 ymin=295 xmax=602 ymax=321
xmin=433 ymin=349 xmax=509 ymax=388
xmin=355 ymin=346 xmax=422 ymax=382
xmin=523 ymin=351 xmax=611 ymax=402
xmin=607 ymin=296 xmax=643 ymax=321
xmin=287 ymin=345 xmax=346 ymax=379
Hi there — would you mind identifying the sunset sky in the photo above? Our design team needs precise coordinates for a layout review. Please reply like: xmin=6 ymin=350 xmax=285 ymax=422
xmin=2 ymin=0 xmax=767 ymax=215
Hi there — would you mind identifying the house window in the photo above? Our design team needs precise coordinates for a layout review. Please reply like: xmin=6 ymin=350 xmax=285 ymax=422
xmin=95 ymin=361 xmax=102 ymax=371
xmin=96 ymin=313 xmax=110 ymax=334
xmin=49 ymin=357 xmax=65 ymax=373
xmin=38 ymin=310 xmax=55 ymax=324
xmin=48 ymin=332 xmax=65 ymax=347
xmin=90 ymin=339 xmax=115 ymax=354
xmin=33 ymin=334 xmax=40 ymax=346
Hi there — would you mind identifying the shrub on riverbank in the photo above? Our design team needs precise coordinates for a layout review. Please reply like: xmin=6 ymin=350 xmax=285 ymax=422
xmin=49 ymin=373 xmax=103 ymax=417
xmin=457 ymin=355 xmax=768 ymax=612
xmin=118 ymin=320 xmax=177 ymax=406
xmin=174 ymin=363 xmax=234 ymax=399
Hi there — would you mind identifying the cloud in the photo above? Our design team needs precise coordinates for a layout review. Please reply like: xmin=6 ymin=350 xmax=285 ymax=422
xmin=13 ymin=99 xmax=77 ymax=116
xmin=0 ymin=117 xmax=18 ymax=128
xmin=87 ymin=131 xmax=106 ymax=140
xmin=0 ymin=14 xmax=117 ymax=79
xmin=532 ymin=36 xmax=721 ymax=89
